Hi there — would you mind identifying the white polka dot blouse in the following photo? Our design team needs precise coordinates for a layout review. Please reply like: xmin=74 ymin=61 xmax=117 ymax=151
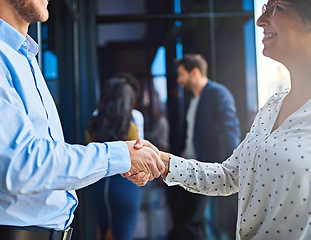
xmin=165 ymin=89 xmax=311 ymax=240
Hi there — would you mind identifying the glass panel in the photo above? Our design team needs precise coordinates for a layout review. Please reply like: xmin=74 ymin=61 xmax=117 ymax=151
xmin=97 ymin=23 xmax=146 ymax=46
xmin=42 ymin=25 xmax=59 ymax=103
xmin=42 ymin=0 xmax=76 ymax=142
xmin=175 ymin=19 xmax=212 ymax=72
xmin=214 ymin=0 xmax=243 ymax=12
xmin=244 ymin=19 xmax=258 ymax=125
xmin=180 ymin=0 xmax=210 ymax=13
xmin=152 ymin=46 xmax=168 ymax=107
xmin=153 ymin=76 xmax=168 ymax=104
xmin=243 ymin=0 xmax=254 ymax=11
xmin=97 ymin=0 xmax=145 ymax=15
xmin=151 ymin=46 xmax=166 ymax=76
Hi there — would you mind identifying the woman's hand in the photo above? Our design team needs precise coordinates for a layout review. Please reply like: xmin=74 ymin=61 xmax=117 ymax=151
xmin=121 ymin=139 xmax=171 ymax=186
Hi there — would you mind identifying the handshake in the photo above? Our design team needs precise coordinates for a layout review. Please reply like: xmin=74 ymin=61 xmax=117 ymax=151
xmin=123 ymin=139 xmax=170 ymax=186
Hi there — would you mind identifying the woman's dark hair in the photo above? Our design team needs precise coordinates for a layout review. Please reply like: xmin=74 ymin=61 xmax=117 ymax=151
xmin=115 ymin=73 xmax=140 ymax=96
xmin=87 ymin=77 xmax=136 ymax=142
xmin=114 ymin=72 xmax=140 ymax=107
xmin=287 ymin=0 xmax=311 ymax=23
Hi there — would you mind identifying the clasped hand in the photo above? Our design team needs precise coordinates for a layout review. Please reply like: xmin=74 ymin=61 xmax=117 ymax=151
xmin=123 ymin=139 xmax=169 ymax=186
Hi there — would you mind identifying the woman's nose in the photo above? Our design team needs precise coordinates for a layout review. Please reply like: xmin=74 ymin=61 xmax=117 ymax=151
xmin=256 ymin=11 xmax=269 ymax=27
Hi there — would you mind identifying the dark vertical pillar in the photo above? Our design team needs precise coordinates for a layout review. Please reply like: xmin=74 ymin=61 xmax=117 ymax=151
xmin=56 ymin=0 xmax=76 ymax=143
xmin=166 ymin=40 xmax=183 ymax=155
xmin=74 ymin=0 xmax=98 ymax=240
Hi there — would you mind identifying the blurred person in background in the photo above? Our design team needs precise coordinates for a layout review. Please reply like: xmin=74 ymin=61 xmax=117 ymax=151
xmin=166 ymin=54 xmax=241 ymax=240
xmin=145 ymin=90 xmax=170 ymax=152
xmin=86 ymin=77 xmax=141 ymax=240
xmin=115 ymin=73 xmax=145 ymax=140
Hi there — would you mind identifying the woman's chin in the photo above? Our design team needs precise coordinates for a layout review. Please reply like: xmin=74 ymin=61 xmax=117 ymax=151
xmin=262 ymin=48 xmax=276 ymax=60
xmin=262 ymin=49 xmax=270 ymax=58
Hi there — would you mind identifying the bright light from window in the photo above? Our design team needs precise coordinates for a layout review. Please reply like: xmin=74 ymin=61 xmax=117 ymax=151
xmin=151 ymin=46 xmax=168 ymax=104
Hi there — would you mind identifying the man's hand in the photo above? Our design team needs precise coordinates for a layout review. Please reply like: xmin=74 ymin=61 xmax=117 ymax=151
xmin=132 ymin=139 xmax=160 ymax=155
xmin=122 ymin=140 xmax=165 ymax=181
xmin=122 ymin=139 xmax=170 ymax=186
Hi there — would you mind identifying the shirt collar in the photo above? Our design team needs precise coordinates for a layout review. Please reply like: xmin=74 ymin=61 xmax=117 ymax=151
xmin=0 ymin=18 xmax=38 ymax=60
xmin=25 ymin=34 xmax=39 ymax=60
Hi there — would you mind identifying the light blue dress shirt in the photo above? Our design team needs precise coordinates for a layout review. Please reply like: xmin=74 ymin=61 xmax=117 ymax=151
xmin=0 ymin=18 xmax=131 ymax=230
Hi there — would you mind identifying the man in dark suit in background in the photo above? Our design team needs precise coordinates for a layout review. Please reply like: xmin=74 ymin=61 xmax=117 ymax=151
xmin=166 ymin=54 xmax=241 ymax=240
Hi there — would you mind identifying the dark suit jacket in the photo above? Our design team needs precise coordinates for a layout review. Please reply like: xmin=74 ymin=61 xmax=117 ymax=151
xmin=182 ymin=80 xmax=241 ymax=163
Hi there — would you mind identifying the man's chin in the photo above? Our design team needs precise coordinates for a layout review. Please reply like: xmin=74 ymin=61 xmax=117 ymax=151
xmin=42 ymin=15 xmax=49 ymax=22
xmin=30 ymin=13 xmax=49 ymax=24
xmin=40 ymin=12 xmax=49 ymax=22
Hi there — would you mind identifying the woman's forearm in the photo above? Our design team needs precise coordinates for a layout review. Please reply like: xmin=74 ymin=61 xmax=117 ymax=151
xmin=159 ymin=151 xmax=170 ymax=179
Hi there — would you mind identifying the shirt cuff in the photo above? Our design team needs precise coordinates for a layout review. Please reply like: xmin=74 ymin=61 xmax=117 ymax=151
xmin=164 ymin=154 xmax=189 ymax=186
xmin=106 ymin=141 xmax=131 ymax=175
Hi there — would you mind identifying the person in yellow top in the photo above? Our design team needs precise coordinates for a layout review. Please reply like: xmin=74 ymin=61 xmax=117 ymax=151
xmin=86 ymin=77 xmax=141 ymax=240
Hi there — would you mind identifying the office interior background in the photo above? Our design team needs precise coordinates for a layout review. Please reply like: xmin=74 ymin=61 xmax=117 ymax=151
xmin=28 ymin=0 xmax=291 ymax=239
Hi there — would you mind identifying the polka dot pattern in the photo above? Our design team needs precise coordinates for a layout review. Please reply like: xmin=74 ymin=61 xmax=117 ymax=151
xmin=165 ymin=90 xmax=311 ymax=240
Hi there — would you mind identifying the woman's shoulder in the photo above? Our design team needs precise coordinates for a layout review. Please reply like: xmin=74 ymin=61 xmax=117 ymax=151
xmin=261 ymin=89 xmax=290 ymax=110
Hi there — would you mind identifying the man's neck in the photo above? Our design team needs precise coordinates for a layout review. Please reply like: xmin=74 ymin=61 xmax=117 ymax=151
xmin=192 ymin=77 xmax=208 ymax=98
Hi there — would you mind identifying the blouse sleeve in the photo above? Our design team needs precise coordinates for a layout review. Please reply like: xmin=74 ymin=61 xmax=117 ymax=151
xmin=164 ymin=133 xmax=250 ymax=196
